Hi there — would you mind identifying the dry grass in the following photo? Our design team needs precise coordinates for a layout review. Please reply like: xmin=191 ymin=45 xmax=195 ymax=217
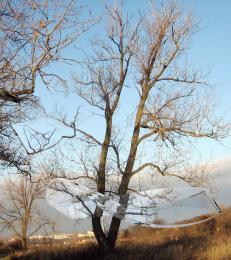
xmin=1 ymin=207 xmax=230 ymax=260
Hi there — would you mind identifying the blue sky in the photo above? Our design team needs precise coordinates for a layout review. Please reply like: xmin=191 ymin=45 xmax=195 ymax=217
xmin=180 ymin=0 xmax=231 ymax=160
xmin=30 ymin=0 xmax=231 ymax=163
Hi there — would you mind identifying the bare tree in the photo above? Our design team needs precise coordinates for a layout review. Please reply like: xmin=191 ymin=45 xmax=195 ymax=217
xmin=47 ymin=0 xmax=230 ymax=254
xmin=0 ymin=0 xmax=92 ymax=172
xmin=0 ymin=174 xmax=53 ymax=249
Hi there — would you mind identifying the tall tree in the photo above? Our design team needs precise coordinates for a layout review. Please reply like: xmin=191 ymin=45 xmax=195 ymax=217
xmin=53 ymin=0 xmax=229 ymax=254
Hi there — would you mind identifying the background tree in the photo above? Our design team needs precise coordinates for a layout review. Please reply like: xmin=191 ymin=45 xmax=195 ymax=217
xmin=0 ymin=174 xmax=53 ymax=249
xmin=50 ymin=0 xmax=229 ymax=255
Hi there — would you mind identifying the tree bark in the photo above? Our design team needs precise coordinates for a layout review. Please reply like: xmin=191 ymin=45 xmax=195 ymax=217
xmin=92 ymin=190 xmax=130 ymax=255
xmin=92 ymin=211 xmax=122 ymax=255
xmin=92 ymin=216 xmax=111 ymax=255
xmin=21 ymin=236 xmax=27 ymax=250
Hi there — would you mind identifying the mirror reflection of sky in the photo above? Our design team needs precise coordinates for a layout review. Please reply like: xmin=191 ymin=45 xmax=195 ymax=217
xmin=46 ymin=178 xmax=220 ymax=227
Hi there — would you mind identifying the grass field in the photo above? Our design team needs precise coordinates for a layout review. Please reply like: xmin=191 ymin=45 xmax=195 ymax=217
xmin=1 ymin=207 xmax=230 ymax=260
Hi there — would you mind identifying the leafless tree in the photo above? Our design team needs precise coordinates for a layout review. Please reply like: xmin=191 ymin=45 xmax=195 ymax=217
xmin=0 ymin=0 xmax=92 ymax=173
xmin=47 ymin=0 xmax=230 ymax=254
xmin=0 ymin=174 xmax=53 ymax=249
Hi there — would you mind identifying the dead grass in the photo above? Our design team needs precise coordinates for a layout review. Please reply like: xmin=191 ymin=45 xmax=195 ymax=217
xmin=1 ymin=207 xmax=231 ymax=260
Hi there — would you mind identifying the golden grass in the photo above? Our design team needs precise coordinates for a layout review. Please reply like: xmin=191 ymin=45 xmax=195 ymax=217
xmin=1 ymin=207 xmax=231 ymax=260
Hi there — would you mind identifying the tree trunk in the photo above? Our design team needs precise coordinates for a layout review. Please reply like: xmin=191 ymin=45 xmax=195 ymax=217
xmin=107 ymin=216 xmax=121 ymax=248
xmin=21 ymin=237 xmax=27 ymax=250
xmin=92 ymin=216 xmax=111 ymax=255
xmin=92 ymin=90 xmax=148 ymax=255
xmin=92 ymin=215 xmax=121 ymax=255
xmin=21 ymin=222 xmax=28 ymax=250
xmin=91 ymin=206 xmax=121 ymax=255
xmin=92 ymin=192 xmax=129 ymax=255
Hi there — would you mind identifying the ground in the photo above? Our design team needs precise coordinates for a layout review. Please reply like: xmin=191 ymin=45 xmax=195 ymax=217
xmin=0 ymin=208 xmax=230 ymax=260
